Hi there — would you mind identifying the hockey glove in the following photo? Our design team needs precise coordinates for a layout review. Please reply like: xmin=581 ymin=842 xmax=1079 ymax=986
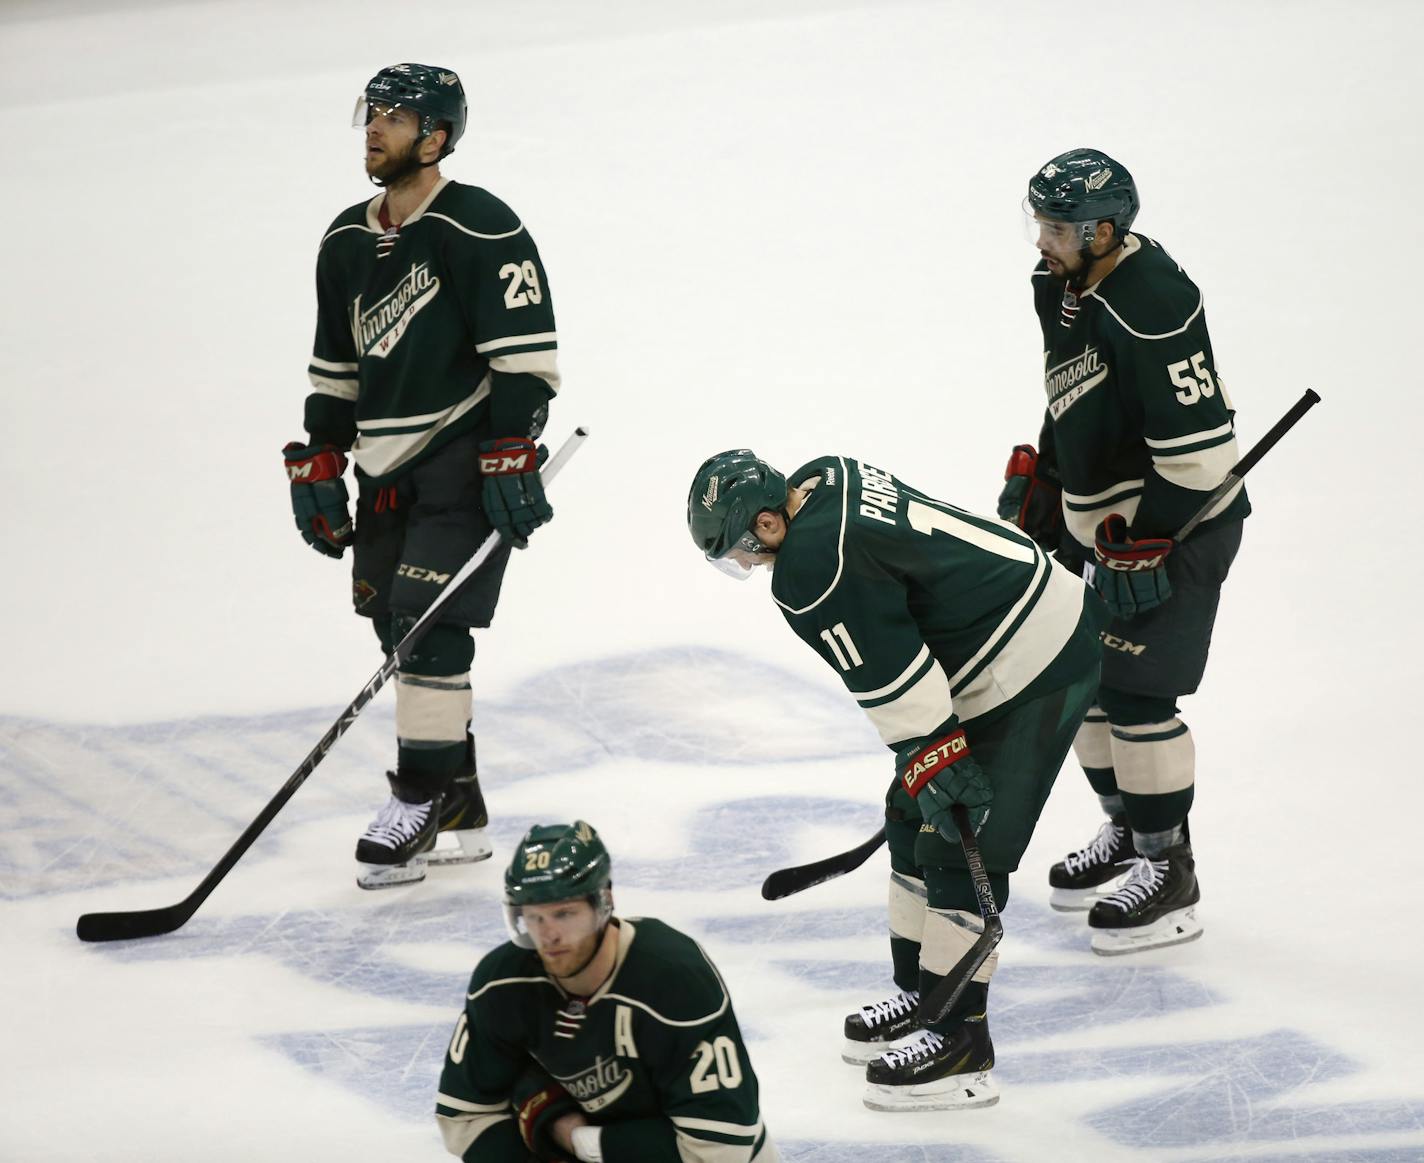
xmin=996 ymin=444 xmax=1062 ymax=547
xmin=479 ymin=437 xmax=553 ymax=549
xmin=513 ymin=1067 xmax=580 ymax=1162
xmin=1092 ymin=513 xmax=1173 ymax=618
xmin=898 ymin=729 xmax=993 ymax=836
xmin=282 ymin=441 xmax=353 ymax=559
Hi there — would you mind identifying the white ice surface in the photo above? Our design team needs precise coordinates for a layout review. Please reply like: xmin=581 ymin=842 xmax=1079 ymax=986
xmin=3 ymin=1 xmax=1424 ymax=1160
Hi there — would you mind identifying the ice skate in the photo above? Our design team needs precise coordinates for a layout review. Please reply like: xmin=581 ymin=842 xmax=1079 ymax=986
xmin=842 ymin=989 xmax=921 ymax=1065
xmin=426 ymin=770 xmax=492 ymax=866
xmin=355 ymin=774 xmax=440 ymax=890
xmin=863 ymin=1019 xmax=998 ymax=1112
xmin=1048 ymin=813 xmax=1133 ymax=911
xmin=1089 ymin=842 xmax=1202 ymax=955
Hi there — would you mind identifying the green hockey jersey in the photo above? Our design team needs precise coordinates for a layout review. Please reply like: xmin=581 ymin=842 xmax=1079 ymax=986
xmin=436 ymin=918 xmax=777 ymax=1163
xmin=305 ymin=178 xmax=559 ymax=482
xmin=770 ymin=457 xmax=1101 ymax=750
xmin=1032 ymin=233 xmax=1249 ymax=547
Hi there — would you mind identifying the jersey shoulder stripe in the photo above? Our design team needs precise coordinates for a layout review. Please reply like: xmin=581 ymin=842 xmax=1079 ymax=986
xmin=420 ymin=180 xmax=526 ymax=238
xmin=771 ymin=456 xmax=850 ymax=615
xmin=1089 ymin=234 xmax=1205 ymax=340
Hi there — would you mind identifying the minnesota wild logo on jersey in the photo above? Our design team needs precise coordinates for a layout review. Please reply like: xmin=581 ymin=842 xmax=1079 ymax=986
xmin=305 ymin=177 xmax=559 ymax=483
xmin=1031 ymin=233 xmax=1250 ymax=546
xmin=436 ymin=918 xmax=777 ymax=1162
xmin=770 ymin=456 xmax=1101 ymax=747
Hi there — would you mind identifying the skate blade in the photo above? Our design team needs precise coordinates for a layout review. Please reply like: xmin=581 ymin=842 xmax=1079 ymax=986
xmin=424 ymin=829 xmax=493 ymax=866
xmin=356 ymin=858 xmax=428 ymax=890
xmin=1091 ymin=906 xmax=1203 ymax=956
xmin=862 ymin=1071 xmax=999 ymax=1112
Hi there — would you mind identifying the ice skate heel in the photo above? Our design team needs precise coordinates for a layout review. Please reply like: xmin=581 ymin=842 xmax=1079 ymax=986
xmin=426 ymin=740 xmax=492 ymax=866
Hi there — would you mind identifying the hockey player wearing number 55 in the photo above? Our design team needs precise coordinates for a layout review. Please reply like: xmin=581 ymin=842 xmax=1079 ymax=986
xmin=1001 ymin=149 xmax=1249 ymax=953
xmin=688 ymin=451 xmax=1105 ymax=1111
xmin=436 ymin=822 xmax=778 ymax=1162
xmin=281 ymin=64 xmax=560 ymax=890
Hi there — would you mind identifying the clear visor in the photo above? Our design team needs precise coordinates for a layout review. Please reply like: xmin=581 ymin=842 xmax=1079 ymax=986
xmin=352 ymin=96 xmax=409 ymax=129
xmin=503 ymin=891 xmax=611 ymax=950
xmin=707 ymin=530 xmax=771 ymax=581
xmin=1022 ymin=198 xmax=1098 ymax=249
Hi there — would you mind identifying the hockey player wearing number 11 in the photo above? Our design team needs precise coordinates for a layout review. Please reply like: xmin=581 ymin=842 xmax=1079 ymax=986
xmin=688 ymin=450 xmax=1106 ymax=1111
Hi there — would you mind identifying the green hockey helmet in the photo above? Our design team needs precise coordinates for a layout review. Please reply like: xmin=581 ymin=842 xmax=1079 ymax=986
xmin=503 ymin=821 xmax=613 ymax=948
xmin=353 ymin=63 xmax=467 ymax=158
xmin=1024 ymin=148 xmax=1139 ymax=249
xmin=687 ymin=449 xmax=788 ymax=579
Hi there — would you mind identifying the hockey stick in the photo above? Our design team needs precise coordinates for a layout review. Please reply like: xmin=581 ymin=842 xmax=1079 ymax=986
xmin=760 ymin=827 xmax=886 ymax=901
xmin=756 ymin=389 xmax=1322 ymax=903
xmin=918 ymin=804 xmax=1002 ymax=1024
xmin=76 ymin=428 xmax=589 ymax=943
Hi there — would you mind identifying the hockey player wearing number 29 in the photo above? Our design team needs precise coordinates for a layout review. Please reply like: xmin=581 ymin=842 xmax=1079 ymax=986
xmin=281 ymin=64 xmax=561 ymax=890
xmin=436 ymin=822 xmax=779 ymax=1162
xmin=1003 ymin=148 xmax=1249 ymax=954
xmin=688 ymin=451 xmax=1105 ymax=1111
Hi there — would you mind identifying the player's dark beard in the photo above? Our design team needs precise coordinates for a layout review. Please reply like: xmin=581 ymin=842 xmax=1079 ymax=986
xmin=367 ymin=140 xmax=426 ymax=188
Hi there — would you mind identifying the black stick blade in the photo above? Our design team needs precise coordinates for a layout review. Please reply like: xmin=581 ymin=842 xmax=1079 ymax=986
xmin=760 ymin=828 xmax=886 ymax=900
xmin=76 ymin=902 xmax=195 ymax=943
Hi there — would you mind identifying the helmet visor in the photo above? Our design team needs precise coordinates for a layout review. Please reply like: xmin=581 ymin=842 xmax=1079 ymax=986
xmin=1022 ymin=198 xmax=1098 ymax=249
xmin=352 ymin=96 xmax=416 ymax=129
xmin=707 ymin=529 xmax=772 ymax=580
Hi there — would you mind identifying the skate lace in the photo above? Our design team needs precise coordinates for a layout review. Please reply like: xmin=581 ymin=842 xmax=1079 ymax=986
xmin=860 ymin=990 xmax=919 ymax=1027
xmin=1064 ymin=819 xmax=1125 ymax=875
xmin=1098 ymin=855 xmax=1166 ymax=910
xmin=362 ymin=796 xmax=432 ymax=847
xmin=878 ymin=1028 xmax=944 ymax=1068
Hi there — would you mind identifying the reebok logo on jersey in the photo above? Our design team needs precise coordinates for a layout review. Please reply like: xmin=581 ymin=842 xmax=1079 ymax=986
xmin=1045 ymin=344 xmax=1108 ymax=418
xmin=352 ymin=262 xmax=441 ymax=359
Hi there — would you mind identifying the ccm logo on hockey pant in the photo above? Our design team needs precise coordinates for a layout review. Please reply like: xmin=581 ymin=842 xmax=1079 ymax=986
xmin=901 ymin=730 xmax=970 ymax=796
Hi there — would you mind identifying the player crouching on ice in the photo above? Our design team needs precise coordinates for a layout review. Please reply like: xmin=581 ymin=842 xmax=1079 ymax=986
xmin=688 ymin=451 xmax=1105 ymax=1111
xmin=436 ymin=821 xmax=779 ymax=1162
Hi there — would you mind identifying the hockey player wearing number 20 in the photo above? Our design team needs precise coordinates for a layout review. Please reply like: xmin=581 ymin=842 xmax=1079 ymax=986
xmin=436 ymin=822 xmax=779 ymax=1162
xmin=281 ymin=64 xmax=561 ymax=890
xmin=688 ymin=451 xmax=1105 ymax=1111
xmin=1004 ymin=148 xmax=1249 ymax=954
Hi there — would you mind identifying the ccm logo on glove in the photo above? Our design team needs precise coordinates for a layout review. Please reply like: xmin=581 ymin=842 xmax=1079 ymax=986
xmin=479 ymin=439 xmax=537 ymax=475
xmin=901 ymin=730 xmax=970 ymax=795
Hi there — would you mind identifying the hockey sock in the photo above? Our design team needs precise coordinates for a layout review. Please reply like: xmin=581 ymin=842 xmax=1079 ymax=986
xmin=916 ymin=974 xmax=989 ymax=1033
xmin=1098 ymin=792 xmax=1125 ymax=817
xmin=888 ymin=870 xmax=927 ymax=993
xmin=1131 ymin=822 xmax=1185 ymax=857
xmin=1072 ymin=708 xmax=1118 ymax=798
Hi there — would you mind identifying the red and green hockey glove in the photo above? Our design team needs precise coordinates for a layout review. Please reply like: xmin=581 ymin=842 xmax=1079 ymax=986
xmin=1092 ymin=513 xmax=1173 ymax=619
xmin=282 ymin=441 xmax=353 ymax=559
xmin=513 ymin=1068 xmax=580 ymax=1162
xmin=898 ymin=729 xmax=993 ymax=836
xmin=479 ymin=437 xmax=553 ymax=549
xmin=996 ymin=444 xmax=1062 ymax=547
